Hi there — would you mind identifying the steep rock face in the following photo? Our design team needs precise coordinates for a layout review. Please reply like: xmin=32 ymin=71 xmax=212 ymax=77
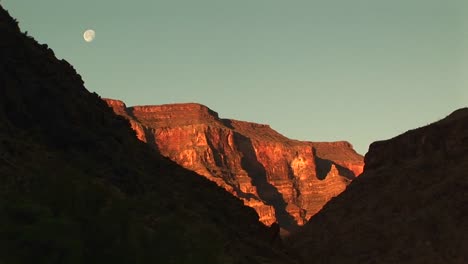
xmin=104 ymin=99 xmax=364 ymax=230
xmin=290 ymin=108 xmax=468 ymax=263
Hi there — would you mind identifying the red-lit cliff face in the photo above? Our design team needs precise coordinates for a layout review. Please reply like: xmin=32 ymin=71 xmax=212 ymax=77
xmin=104 ymin=99 xmax=364 ymax=230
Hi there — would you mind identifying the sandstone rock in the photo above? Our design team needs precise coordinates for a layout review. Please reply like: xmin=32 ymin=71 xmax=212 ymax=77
xmin=104 ymin=99 xmax=364 ymax=230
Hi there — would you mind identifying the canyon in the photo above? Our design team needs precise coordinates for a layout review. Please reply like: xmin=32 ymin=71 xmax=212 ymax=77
xmin=2 ymin=3 xmax=467 ymax=263
xmin=105 ymin=99 xmax=364 ymax=230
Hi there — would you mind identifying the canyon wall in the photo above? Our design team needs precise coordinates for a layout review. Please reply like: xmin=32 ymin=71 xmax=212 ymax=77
xmin=105 ymin=99 xmax=364 ymax=230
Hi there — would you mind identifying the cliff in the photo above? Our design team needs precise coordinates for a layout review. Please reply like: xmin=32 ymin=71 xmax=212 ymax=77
xmin=289 ymin=108 xmax=468 ymax=263
xmin=0 ymin=5 xmax=296 ymax=263
xmin=104 ymin=99 xmax=364 ymax=230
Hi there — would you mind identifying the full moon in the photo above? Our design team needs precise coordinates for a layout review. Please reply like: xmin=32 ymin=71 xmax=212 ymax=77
xmin=83 ymin=29 xmax=95 ymax=42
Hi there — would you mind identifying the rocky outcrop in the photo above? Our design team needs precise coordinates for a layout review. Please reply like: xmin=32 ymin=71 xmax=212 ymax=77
xmin=104 ymin=99 xmax=364 ymax=230
xmin=289 ymin=108 xmax=468 ymax=263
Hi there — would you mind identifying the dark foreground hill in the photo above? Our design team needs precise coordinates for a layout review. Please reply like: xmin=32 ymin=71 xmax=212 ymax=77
xmin=289 ymin=108 xmax=468 ymax=263
xmin=0 ymin=6 xmax=296 ymax=264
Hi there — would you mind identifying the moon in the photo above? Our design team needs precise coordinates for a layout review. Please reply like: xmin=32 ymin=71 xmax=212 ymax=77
xmin=83 ymin=29 xmax=96 ymax=42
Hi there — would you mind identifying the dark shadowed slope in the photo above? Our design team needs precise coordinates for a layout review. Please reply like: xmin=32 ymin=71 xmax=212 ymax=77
xmin=0 ymin=6 xmax=296 ymax=264
xmin=289 ymin=108 xmax=468 ymax=264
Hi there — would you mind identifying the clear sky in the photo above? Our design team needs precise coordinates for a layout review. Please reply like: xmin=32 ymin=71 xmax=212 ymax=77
xmin=3 ymin=1 xmax=467 ymax=154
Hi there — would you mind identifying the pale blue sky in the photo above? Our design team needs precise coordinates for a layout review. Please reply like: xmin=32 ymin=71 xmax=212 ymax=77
xmin=3 ymin=1 xmax=467 ymax=154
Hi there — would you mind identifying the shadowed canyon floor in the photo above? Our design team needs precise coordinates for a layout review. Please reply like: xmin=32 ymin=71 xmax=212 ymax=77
xmin=104 ymin=99 xmax=364 ymax=231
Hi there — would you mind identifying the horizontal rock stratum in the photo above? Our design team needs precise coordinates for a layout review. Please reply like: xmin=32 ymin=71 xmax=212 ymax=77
xmin=105 ymin=99 xmax=364 ymax=230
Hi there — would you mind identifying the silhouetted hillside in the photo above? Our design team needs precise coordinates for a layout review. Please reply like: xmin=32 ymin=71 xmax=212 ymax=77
xmin=289 ymin=108 xmax=468 ymax=263
xmin=0 ymin=6 xmax=296 ymax=264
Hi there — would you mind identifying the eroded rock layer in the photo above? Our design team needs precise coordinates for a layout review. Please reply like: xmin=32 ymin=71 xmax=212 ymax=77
xmin=105 ymin=99 xmax=364 ymax=229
